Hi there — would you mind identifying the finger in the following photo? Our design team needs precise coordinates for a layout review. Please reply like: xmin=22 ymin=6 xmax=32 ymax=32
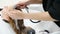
xmin=7 ymin=6 xmax=14 ymax=10
xmin=1 ymin=11 xmax=10 ymax=20
xmin=9 ymin=10 xmax=21 ymax=14
xmin=2 ymin=6 xmax=8 ymax=11
xmin=3 ymin=6 xmax=14 ymax=11
xmin=6 ymin=11 xmax=17 ymax=19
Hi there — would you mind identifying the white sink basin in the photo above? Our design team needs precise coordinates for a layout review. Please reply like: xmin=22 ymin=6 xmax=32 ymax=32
xmin=0 ymin=0 xmax=60 ymax=34
xmin=22 ymin=4 xmax=60 ymax=34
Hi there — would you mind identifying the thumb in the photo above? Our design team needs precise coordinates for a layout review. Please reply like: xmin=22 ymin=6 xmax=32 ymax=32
xmin=3 ymin=6 xmax=14 ymax=11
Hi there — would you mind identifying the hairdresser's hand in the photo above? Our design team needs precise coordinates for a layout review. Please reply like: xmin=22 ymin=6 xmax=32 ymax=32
xmin=1 ymin=6 xmax=24 ymax=19
xmin=1 ymin=7 xmax=11 ymax=21
xmin=16 ymin=0 xmax=30 ymax=9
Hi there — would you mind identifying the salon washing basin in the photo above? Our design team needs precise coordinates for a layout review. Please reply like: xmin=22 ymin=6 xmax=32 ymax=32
xmin=0 ymin=0 xmax=60 ymax=34
xmin=22 ymin=4 xmax=60 ymax=34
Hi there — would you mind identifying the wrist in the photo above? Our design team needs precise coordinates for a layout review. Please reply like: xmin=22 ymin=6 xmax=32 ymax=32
xmin=29 ymin=0 xmax=42 ymax=4
xmin=23 ymin=13 xmax=29 ymax=19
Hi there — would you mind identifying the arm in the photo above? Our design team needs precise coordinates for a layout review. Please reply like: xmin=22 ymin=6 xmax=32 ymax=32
xmin=24 ymin=11 xmax=57 ymax=21
xmin=1 ymin=6 xmax=57 ymax=21
xmin=29 ymin=0 xmax=42 ymax=4
xmin=2 ymin=7 xmax=56 ymax=21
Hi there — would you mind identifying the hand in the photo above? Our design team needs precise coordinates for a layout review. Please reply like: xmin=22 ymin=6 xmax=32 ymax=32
xmin=1 ymin=7 xmax=11 ymax=21
xmin=1 ymin=6 xmax=24 ymax=19
xmin=16 ymin=0 xmax=30 ymax=9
